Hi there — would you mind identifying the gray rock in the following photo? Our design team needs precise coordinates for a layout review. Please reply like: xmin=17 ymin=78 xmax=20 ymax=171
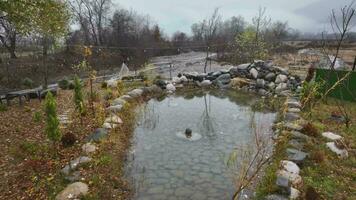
xmin=268 ymin=82 xmax=276 ymax=90
xmin=326 ymin=142 xmax=348 ymax=158
xmin=256 ymin=79 xmax=266 ymax=88
xmin=199 ymin=80 xmax=212 ymax=87
xmin=212 ymin=71 xmax=222 ymax=77
xmin=82 ymin=143 xmax=96 ymax=154
xmin=127 ymin=89 xmax=143 ymax=98
xmin=287 ymin=108 xmax=301 ymax=113
xmin=289 ymin=139 xmax=304 ymax=150
xmin=104 ymin=114 xmax=123 ymax=124
xmin=275 ymin=74 xmax=288 ymax=84
xmin=290 ymin=187 xmax=300 ymax=200
xmin=119 ymin=95 xmax=133 ymax=101
xmin=258 ymin=89 xmax=268 ymax=96
xmin=237 ymin=63 xmax=251 ymax=70
xmin=102 ymin=122 xmax=118 ymax=129
xmin=276 ymin=175 xmax=290 ymax=188
xmin=275 ymin=83 xmax=288 ymax=93
xmin=284 ymin=112 xmax=300 ymax=122
xmin=280 ymin=160 xmax=300 ymax=174
xmin=215 ymin=74 xmax=231 ymax=85
xmin=286 ymin=101 xmax=301 ymax=109
xmin=265 ymin=72 xmax=276 ymax=81
xmin=61 ymin=156 xmax=92 ymax=175
xmin=322 ymin=132 xmax=343 ymax=141
xmin=85 ymin=128 xmax=108 ymax=142
xmin=277 ymin=169 xmax=303 ymax=187
xmin=287 ymin=148 xmax=308 ymax=164
xmin=290 ymin=131 xmax=311 ymax=141
xmin=65 ymin=171 xmax=81 ymax=182
xmin=145 ymin=85 xmax=163 ymax=94
xmin=55 ymin=182 xmax=88 ymax=200
xmin=284 ymin=123 xmax=303 ymax=131
xmin=111 ymin=98 xmax=126 ymax=106
xmin=166 ymin=83 xmax=176 ymax=92
xmin=250 ymin=68 xmax=258 ymax=79
xmin=106 ymin=104 xmax=123 ymax=113
xmin=265 ymin=194 xmax=288 ymax=200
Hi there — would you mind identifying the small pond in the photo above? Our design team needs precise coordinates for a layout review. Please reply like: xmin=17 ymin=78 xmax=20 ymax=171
xmin=126 ymin=90 xmax=276 ymax=200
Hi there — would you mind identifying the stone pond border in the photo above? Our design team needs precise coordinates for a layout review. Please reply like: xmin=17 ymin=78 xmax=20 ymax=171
xmin=58 ymin=60 xmax=346 ymax=199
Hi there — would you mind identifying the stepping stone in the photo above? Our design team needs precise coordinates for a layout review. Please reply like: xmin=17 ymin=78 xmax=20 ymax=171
xmin=277 ymin=169 xmax=303 ymax=188
xmin=106 ymin=105 xmax=123 ymax=113
xmin=265 ymin=194 xmax=288 ymax=200
xmin=322 ymin=132 xmax=342 ymax=141
xmin=61 ymin=156 xmax=92 ymax=175
xmin=82 ymin=143 xmax=96 ymax=154
xmin=326 ymin=142 xmax=348 ymax=158
xmin=85 ymin=128 xmax=108 ymax=142
xmin=55 ymin=182 xmax=88 ymax=200
xmin=287 ymin=148 xmax=308 ymax=164
xmin=284 ymin=112 xmax=300 ymax=122
xmin=280 ymin=160 xmax=300 ymax=174
xmin=290 ymin=131 xmax=311 ymax=141
xmin=284 ymin=123 xmax=303 ymax=131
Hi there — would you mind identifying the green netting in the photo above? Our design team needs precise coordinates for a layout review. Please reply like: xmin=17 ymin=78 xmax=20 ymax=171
xmin=315 ymin=68 xmax=356 ymax=102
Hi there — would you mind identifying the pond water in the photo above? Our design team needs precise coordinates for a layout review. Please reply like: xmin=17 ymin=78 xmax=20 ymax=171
xmin=126 ymin=90 xmax=276 ymax=200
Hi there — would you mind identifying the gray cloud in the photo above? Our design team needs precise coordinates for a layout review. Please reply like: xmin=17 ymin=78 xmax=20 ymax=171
xmin=113 ymin=0 xmax=355 ymax=35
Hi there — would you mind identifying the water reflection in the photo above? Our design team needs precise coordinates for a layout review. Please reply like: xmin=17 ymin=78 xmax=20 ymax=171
xmin=127 ymin=90 xmax=276 ymax=200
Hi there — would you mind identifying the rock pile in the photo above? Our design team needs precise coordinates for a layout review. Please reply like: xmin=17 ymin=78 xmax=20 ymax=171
xmin=181 ymin=60 xmax=302 ymax=96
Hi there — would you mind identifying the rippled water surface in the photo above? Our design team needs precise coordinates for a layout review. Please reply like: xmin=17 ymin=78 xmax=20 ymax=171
xmin=126 ymin=90 xmax=276 ymax=200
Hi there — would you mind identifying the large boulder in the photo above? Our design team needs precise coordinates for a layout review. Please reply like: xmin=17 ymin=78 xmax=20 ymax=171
xmin=55 ymin=182 xmax=89 ymax=200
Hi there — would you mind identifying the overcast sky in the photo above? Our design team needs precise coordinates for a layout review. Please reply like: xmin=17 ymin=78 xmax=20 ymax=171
xmin=113 ymin=0 xmax=353 ymax=36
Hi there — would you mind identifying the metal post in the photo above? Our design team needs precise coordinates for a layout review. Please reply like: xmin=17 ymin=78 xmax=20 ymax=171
xmin=352 ymin=56 xmax=356 ymax=71
xmin=169 ymin=63 xmax=172 ymax=80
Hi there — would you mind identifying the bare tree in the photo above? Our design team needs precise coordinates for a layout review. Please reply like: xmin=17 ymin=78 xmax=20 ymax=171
xmin=0 ymin=16 xmax=17 ymax=58
xmin=68 ymin=0 xmax=111 ymax=45
xmin=201 ymin=8 xmax=221 ymax=73
xmin=252 ymin=7 xmax=271 ymax=48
